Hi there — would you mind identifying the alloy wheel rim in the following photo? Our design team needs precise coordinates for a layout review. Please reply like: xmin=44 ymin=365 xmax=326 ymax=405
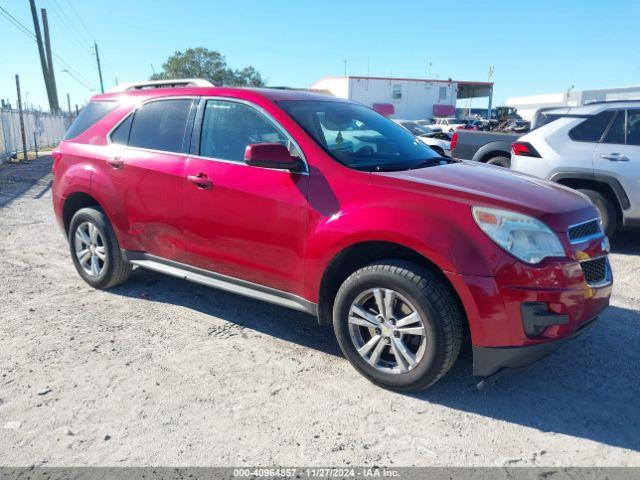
xmin=74 ymin=221 xmax=106 ymax=277
xmin=348 ymin=288 xmax=427 ymax=374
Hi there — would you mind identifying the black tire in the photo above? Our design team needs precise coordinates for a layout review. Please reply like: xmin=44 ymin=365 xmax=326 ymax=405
xmin=333 ymin=260 xmax=463 ymax=392
xmin=486 ymin=156 xmax=511 ymax=168
xmin=68 ymin=207 xmax=132 ymax=289
xmin=578 ymin=188 xmax=619 ymax=238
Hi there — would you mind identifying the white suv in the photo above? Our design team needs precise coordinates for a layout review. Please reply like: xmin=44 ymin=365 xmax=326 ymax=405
xmin=511 ymin=101 xmax=640 ymax=236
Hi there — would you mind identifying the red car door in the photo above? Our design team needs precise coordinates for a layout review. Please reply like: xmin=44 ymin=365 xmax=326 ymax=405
xmin=181 ymin=98 xmax=309 ymax=296
xmin=95 ymin=97 xmax=196 ymax=262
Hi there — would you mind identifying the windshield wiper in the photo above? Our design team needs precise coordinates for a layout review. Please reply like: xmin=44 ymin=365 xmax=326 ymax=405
xmin=408 ymin=157 xmax=454 ymax=170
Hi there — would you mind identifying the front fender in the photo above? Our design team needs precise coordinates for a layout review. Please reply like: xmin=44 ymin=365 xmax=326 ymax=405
xmin=303 ymin=204 xmax=511 ymax=302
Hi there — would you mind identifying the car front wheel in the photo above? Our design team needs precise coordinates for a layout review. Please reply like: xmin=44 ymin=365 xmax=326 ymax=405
xmin=333 ymin=260 xmax=463 ymax=392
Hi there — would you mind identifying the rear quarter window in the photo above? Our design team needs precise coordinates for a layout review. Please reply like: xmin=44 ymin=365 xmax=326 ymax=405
xmin=63 ymin=101 xmax=118 ymax=140
xmin=569 ymin=110 xmax=615 ymax=142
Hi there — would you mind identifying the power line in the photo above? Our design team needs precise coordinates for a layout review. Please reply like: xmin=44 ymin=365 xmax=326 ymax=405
xmin=46 ymin=0 xmax=116 ymax=90
xmin=0 ymin=5 xmax=96 ymax=90
xmin=47 ymin=0 xmax=92 ymax=46
xmin=42 ymin=0 xmax=94 ymax=63
xmin=62 ymin=0 xmax=93 ymax=40
xmin=0 ymin=6 xmax=36 ymax=39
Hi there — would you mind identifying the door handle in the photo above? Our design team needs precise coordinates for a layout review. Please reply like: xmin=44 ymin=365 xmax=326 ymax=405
xmin=106 ymin=156 xmax=124 ymax=169
xmin=187 ymin=173 xmax=213 ymax=190
xmin=601 ymin=153 xmax=630 ymax=162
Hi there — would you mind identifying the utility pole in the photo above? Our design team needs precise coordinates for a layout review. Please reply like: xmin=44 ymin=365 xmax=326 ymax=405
xmin=29 ymin=0 xmax=54 ymax=111
xmin=15 ymin=75 xmax=28 ymax=162
xmin=67 ymin=93 xmax=71 ymax=115
xmin=41 ymin=8 xmax=59 ymax=111
xmin=487 ymin=66 xmax=495 ymax=119
xmin=93 ymin=41 xmax=105 ymax=93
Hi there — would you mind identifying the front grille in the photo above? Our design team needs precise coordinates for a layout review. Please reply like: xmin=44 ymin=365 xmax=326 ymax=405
xmin=580 ymin=257 xmax=608 ymax=285
xmin=568 ymin=219 xmax=601 ymax=243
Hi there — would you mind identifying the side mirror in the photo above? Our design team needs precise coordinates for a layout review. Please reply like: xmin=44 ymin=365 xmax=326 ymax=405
xmin=244 ymin=143 xmax=305 ymax=173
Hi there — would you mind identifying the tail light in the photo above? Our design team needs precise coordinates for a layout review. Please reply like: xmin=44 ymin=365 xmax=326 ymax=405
xmin=450 ymin=132 xmax=458 ymax=151
xmin=511 ymin=141 xmax=541 ymax=158
xmin=51 ymin=149 xmax=62 ymax=175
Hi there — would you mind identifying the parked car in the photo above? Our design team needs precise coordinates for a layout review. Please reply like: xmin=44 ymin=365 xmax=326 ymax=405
xmin=416 ymin=119 xmax=442 ymax=133
xmin=511 ymin=100 xmax=640 ymax=236
xmin=451 ymin=129 xmax=522 ymax=167
xmin=52 ymin=79 xmax=612 ymax=392
xmin=392 ymin=120 xmax=451 ymax=156
xmin=462 ymin=120 xmax=485 ymax=131
xmin=433 ymin=117 xmax=469 ymax=133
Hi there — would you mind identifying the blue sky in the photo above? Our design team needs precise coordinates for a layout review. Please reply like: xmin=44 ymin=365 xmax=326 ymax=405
xmin=2 ymin=0 xmax=639 ymax=112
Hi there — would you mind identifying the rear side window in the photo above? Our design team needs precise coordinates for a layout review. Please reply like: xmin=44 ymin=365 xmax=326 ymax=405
xmin=63 ymin=101 xmax=118 ymax=140
xmin=603 ymin=110 xmax=625 ymax=144
xmin=569 ymin=110 xmax=614 ymax=142
xmin=127 ymin=99 xmax=193 ymax=152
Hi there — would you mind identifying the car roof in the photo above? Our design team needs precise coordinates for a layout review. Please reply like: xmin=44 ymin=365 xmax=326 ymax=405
xmin=91 ymin=86 xmax=349 ymax=104
xmin=543 ymin=100 xmax=640 ymax=116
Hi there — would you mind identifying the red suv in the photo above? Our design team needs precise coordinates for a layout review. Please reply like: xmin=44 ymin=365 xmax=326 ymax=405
xmin=52 ymin=80 xmax=612 ymax=391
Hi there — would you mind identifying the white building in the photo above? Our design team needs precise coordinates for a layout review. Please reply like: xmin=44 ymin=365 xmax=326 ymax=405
xmin=309 ymin=76 xmax=493 ymax=120
xmin=506 ymin=85 xmax=640 ymax=121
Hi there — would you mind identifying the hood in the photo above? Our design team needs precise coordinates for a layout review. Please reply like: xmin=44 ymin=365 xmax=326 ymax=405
xmin=373 ymin=160 xmax=597 ymax=231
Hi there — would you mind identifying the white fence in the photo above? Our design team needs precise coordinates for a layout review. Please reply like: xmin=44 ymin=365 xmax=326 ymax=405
xmin=0 ymin=108 xmax=73 ymax=162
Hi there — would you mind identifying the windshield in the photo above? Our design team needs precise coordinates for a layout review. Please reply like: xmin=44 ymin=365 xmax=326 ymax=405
xmin=278 ymin=100 xmax=440 ymax=171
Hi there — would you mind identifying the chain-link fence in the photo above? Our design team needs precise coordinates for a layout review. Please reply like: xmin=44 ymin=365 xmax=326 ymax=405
xmin=0 ymin=108 xmax=73 ymax=162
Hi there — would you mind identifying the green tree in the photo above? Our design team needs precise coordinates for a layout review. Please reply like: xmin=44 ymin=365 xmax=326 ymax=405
xmin=150 ymin=48 xmax=265 ymax=87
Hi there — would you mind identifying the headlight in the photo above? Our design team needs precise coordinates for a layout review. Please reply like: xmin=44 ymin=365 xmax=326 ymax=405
xmin=472 ymin=207 xmax=565 ymax=264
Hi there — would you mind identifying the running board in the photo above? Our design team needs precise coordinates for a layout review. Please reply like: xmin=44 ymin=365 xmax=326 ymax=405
xmin=122 ymin=251 xmax=318 ymax=317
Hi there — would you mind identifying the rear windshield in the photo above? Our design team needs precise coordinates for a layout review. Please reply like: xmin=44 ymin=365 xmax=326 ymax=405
xmin=63 ymin=101 xmax=118 ymax=140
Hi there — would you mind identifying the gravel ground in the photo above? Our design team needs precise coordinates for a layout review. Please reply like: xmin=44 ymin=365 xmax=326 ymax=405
xmin=0 ymin=156 xmax=639 ymax=467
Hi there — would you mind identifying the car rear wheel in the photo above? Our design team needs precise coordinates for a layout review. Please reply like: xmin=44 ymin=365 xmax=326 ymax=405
xmin=486 ymin=156 xmax=511 ymax=168
xmin=68 ymin=207 xmax=132 ymax=289
xmin=578 ymin=188 xmax=619 ymax=237
xmin=333 ymin=260 xmax=463 ymax=392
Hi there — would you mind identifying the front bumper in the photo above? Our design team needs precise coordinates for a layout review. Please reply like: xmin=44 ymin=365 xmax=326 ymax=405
xmin=472 ymin=310 xmax=602 ymax=377
xmin=444 ymin=240 xmax=612 ymax=378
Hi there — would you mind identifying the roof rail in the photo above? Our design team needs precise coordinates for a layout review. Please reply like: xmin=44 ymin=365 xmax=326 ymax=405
xmin=583 ymin=98 xmax=640 ymax=105
xmin=106 ymin=79 xmax=215 ymax=93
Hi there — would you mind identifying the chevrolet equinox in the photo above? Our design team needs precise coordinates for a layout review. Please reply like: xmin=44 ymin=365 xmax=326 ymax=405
xmin=52 ymin=79 xmax=612 ymax=391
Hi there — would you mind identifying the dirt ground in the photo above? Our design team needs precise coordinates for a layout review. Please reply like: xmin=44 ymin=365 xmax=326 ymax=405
xmin=1 ymin=156 xmax=639 ymax=467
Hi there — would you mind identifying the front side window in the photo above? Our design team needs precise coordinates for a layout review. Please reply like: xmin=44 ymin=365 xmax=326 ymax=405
xmin=199 ymin=100 xmax=288 ymax=162
xmin=569 ymin=110 xmax=614 ymax=142
xmin=127 ymin=99 xmax=193 ymax=152
xmin=63 ymin=101 xmax=118 ymax=140
xmin=626 ymin=110 xmax=640 ymax=146
xmin=278 ymin=100 xmax=440 ymax=171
